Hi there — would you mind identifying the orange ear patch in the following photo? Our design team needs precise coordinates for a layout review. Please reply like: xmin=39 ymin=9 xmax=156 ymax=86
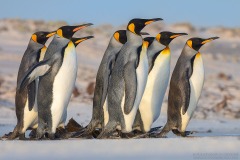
xmin=114 ymin=32 xmax=120 ymax=42
xmin=156 ymin=33 xmax=161 ymax=42
xmin=187 ymin=40 xmax=192 ymax=48
xmin=57 ymin=29 xmax=63 ymax=37
xmin=31 ymin=34 xmax=37 ymax=42
xmin=128 ymin=23 xmax=135 ymax=34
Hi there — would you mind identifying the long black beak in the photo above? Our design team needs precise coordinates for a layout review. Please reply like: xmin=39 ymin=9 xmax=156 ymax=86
xmin=46 ymin=31 xmax=56 ymax=38
xmin=145 ymin=18 xmax=163 ymax=25
xmin=72 ymin=36 xmax=94 ymax=45
xmin=201 ymin=36 xmax=219 ymax=44
xmin=170 ymin=32 xmax=188 ymax=39
xmin=73 ymin=23 xmax=93 ymax=32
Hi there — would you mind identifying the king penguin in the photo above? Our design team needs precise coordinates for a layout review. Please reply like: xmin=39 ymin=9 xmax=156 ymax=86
xmin=85 ymin=30 xmax=127 ymax=135
xmin=133 ymin=32 xmax=187 ymax=133
xmin=18 ymin=24 xmax=93 ymax=139
xmin=98 ymin=18 xmax=163 ymax=138
xmin=8 ymin=31 xmax=56 ymax=140
xmin=157 ymin=36 xmax=219 ymax=137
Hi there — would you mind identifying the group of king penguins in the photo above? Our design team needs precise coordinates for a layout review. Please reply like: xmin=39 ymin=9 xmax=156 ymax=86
xmin=5 ymin=18 xmax=219 ymax=140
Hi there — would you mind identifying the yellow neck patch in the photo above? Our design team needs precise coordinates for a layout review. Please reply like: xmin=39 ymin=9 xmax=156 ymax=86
xmin=187 ymin=40 xmax=192 ymax=48
xmin=156 ymin=33 xmax=161 ymax=42
xmin=142 ymin=41 xmax=149 ymax=48
xmin=57 ymin=29 xmax=63 ymax=37
xmin=31 ymin=34 xmax=37 ymax=42
xmin=161 ymin=46 xmax=170 ymax=55
xmin=114 ymin=32 xmax=120 ymax=42
xmin=128 ymin=23 xmax=136 ymax=34
xmin=68 ymin=41 xmax=75 ymax=48
xmin=196 ymin=52 xmax=201 ymax=58
xmin=39 ymin=46 xmax=47 ymax=61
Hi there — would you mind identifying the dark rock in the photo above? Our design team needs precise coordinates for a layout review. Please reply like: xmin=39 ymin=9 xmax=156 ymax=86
xmin=86 ymin=82 xmax=95 ymax=95
xmin=72 ymin=86 xmax=80 ymax=97
xmin=65 ymin=118 xmax=83 ymax=132
xmin=214 ymin=96 xmax=227 ymax=112
xmin=217 ymin=72 xmax=232 ymax=80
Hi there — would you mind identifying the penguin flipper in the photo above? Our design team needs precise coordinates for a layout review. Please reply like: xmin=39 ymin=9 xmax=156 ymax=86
xmin=123 ymin=61 xmax=137 ymax=114
xmin=17 ymin=60 xmax=51 ymax=92
xmin=27 ymin=80 xmax=36 ymax=111
xmin=181 ymin=67 xmax=192 ymax=115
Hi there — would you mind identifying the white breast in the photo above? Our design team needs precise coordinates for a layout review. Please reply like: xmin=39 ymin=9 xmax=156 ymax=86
xmin=22 ymin=79 xmax=39 ymax=133
xmin=51 ymin=42 xmax=77 ymax=133
xmin=139 ymin=48 xmax=171 ymax=132
xmin=103 ymin=97 xmax=109 ymax=126
xmin=121 ymin=46 xmax=149 ymax=133
xmin=181 ymin=53 xmax=204 ymax=132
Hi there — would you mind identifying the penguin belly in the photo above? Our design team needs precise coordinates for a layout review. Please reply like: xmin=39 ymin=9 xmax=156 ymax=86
xmin=181 ymin=53 xmax=204 ymax=132
xmin=50 ymin=43 xmax=77 ymax=133
xmin=121 ymin=48 xmax=149 ymax=133
xmin=22 ymin=78 xmax=39 ymax=133
xmin=139 ymin=51 xmax=170 ymax=132
xmin=103 ymin=96 xmax=109 ymax=126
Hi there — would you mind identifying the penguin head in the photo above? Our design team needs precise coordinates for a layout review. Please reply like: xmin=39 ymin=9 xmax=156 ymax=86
xmin=31 ymin=31 xmax=56 ymax=45
xmin=71 ymin=36 xmax=94 ymax=47
xmin=156 ymin=31 xmax=188 ymax=46
xmin=186 ymin=37 xmax=219 ymax=51
xmin=113 ymin=30 xmax=127 ymax=44
xmin=127 ymin=18 xmax=163 ymax=35
xmin=143 ymin=37 xmax=155 ymax=48
xmin=56 ymin=23 xmax=93 ymax=39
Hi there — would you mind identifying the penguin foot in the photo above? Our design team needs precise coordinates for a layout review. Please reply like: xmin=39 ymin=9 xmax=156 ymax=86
xmin=85 ymin=119 xmax=101 ymax=134
xmin=172 ymin=129 xmax=195 ymax=137
xmin=55 ymin=127 xmax=71 ymax=139
xmin=97 ymin=121 xmax=117 ymax=139
xmin=97 ymin=130 xmax=111 ymax=139
xmin=2 ymin=132 xmax=13 ymax=139
xmin=35 ymin=130 xmax=45 ymax=140
xmin=71 ymin=129 xmax=90 ymax=138
xmin=18 ymin=133 xmax=27 ymax=140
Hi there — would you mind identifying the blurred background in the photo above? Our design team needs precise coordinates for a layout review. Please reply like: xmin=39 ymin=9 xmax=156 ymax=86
xmin=0 ymin=0 xmax=240 ymax=129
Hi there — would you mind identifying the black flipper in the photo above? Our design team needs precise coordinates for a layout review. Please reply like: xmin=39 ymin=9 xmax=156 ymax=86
xmin=17 ymin=59 xmax=51 ymax=92
xmin=27 ymin=80 xmax=36 ymax=111
xmin=123 ymin=61 xmax=137 ymax=114
xmin=181 ymin=59 xmax=194 ymax=115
